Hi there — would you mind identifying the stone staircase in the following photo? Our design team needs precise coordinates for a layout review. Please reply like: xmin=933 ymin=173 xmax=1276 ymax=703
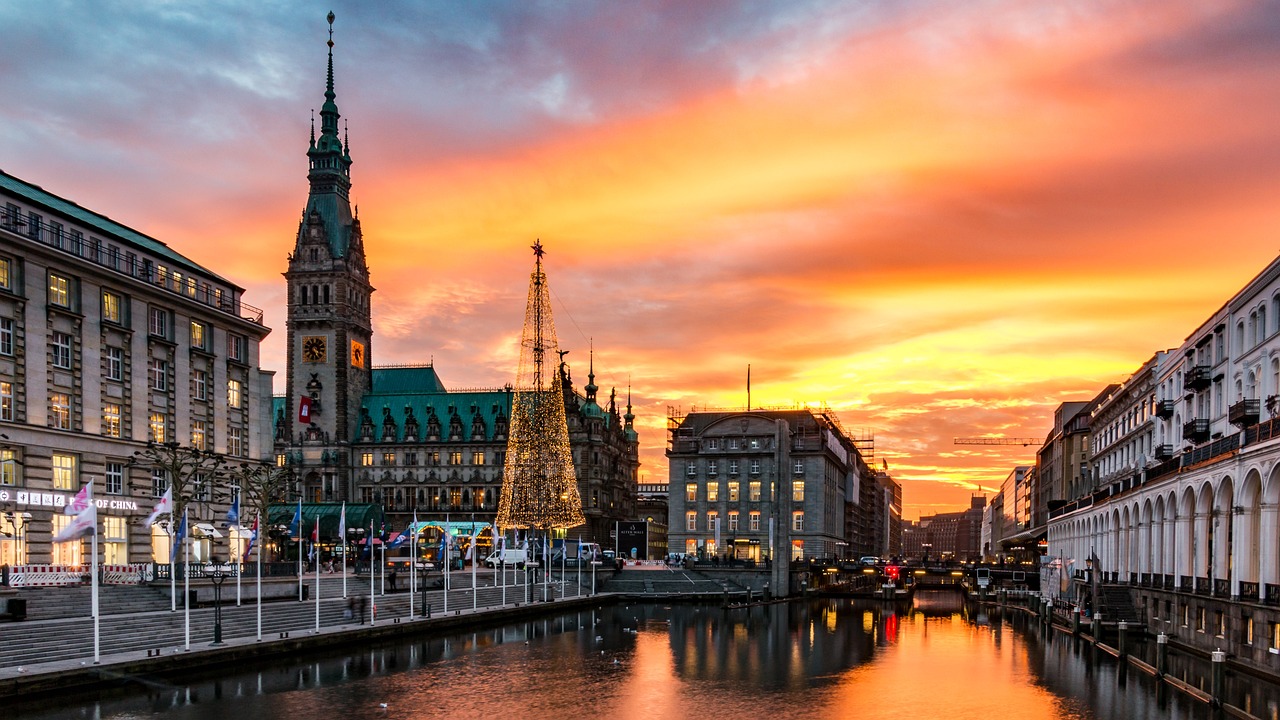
xmin=1098 ymin=585 xmax=1142 ymax=625
xmin=11 ymin=585 xmax=173 ymax=621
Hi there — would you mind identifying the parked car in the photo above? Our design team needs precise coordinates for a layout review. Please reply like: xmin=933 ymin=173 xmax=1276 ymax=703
xmin=484 ymin=548 xmax=528 ymax=568
xmin=860 ymin=556 xmax=883 ymax=567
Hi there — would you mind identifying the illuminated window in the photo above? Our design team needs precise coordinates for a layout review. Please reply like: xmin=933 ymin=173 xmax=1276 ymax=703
xmin=191 ymin=420 xmax=206 ymax=450
xmin=685 ymin=483 xmax=697 ymax=502
xmin=103 ymin=516 xmax=127 ymax=564
xmin=792 ymin=480 xmax=805 ymax=502
xmin=361 ymin=452 xmax=373 ymax=467
xmin=472 ymin=451 xmax=485 ymax=465
xmin=0 ymin=381 xmax=11 ymax=421
xmin=382 ymin=452 xmax=395 ymax=466
xmin=728 ymin=482 xmax=740 ymax=502
xmin=227 ymin=379 xmax=242 ymax=408
xmin=48 ymin=272 xmax=70 ymax=307
xmin=749 ymin=481 xmax=762 ymax=502
xmin=50 ymin=393 xmax=71 ymax=429
xmin=792 ymin=511 xmax=804 ymax=532
xmin=686 ymin=512 xmax=697 ymax=531
xmin=750 ymin=511 xmax=761 ymax=531
xmin=102 ymin=291 xmax=123 ymax=324
xmin=149 ymin=412 xmax=166 ymax=443
xmin=190 ymin=321 xmax=206 ymax=350
xmin=276 ymin=453 xmax=287 ymax=467
xmin=0 ymin=448 xmax=20 ymax=486
xmin=449 ymin=451 xmax=462 ymax=465
xmin=0 ymin=257 xmax=9 ymax=289
xmin=102 ymin=403 xmax=121 ymax=438
xmin=52 ymin=453 xmax=77 ymax=490
xmin=707 ymin=482 xmax=719 ymax=503
xmin=50 ymin=515 xmax=81 ymax=565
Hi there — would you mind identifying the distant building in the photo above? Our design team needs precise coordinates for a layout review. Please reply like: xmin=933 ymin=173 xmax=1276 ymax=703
xmin=665 ymin=406 xmax=896 ymax=574
xmin=902 ymin=496 xmax=985 ymax=562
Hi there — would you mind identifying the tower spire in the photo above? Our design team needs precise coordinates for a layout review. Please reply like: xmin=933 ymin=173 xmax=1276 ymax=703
xmin=300 ymin=10 xmax=355 ymax=258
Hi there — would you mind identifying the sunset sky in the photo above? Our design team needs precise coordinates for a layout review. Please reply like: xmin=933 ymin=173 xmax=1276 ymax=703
xmin=4 ymin=1 xmax=1280 ymax=520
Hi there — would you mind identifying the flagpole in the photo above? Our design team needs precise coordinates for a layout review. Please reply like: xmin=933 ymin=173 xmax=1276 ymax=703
xmin=410 ymin=516 xmax=416 ymax=620
xmin=444 ymin=514 xmax=450 ymax=615
xmin=236 ymin=526 xmax=242 ymax=607
xmin=368 ymin=521 xmax=375 ymax=626
xmin=341 ymin=502 xmax=348 ymax=599
xmin=170 ymin=521 xmax=176 ymax=612
xmin=314 ymin=517 xmax=321 ymax=634
xmin=297 ymin=501 xmax=303 ymax=602
xmin=471 ymin=528 xmax=478 ymax=611
xmin=90 ymin=483 xmax=100 ymax=664
xmin=256 ymin=511 xmax=262 ymax=642
xmin=183 ymin=508 xmax=190 ymax=652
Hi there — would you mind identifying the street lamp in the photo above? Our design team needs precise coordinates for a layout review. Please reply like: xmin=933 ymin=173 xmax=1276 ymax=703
xmin=209 ymin=567 xmax=226 ymax=646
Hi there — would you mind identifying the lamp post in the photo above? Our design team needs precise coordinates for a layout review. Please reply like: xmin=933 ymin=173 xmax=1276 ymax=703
xmin=209 ymin=567 xmax=226 ymax=646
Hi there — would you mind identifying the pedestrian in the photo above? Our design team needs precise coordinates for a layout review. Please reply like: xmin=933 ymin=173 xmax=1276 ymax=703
xmin=357 ymin=596 xmax=367 ymax=625
xmin=389 ymin=569 xmax=398 ymax=591
xmin=345 ymin=597 xmax=355 ymax=621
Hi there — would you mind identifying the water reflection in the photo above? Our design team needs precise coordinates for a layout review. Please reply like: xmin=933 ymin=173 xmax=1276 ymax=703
xmin=22 ymin=599 xmax=1272 ymax=720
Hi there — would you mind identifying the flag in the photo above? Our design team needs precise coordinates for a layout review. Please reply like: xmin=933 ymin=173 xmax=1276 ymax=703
xmin=244 ymin=515 xmax=259 ymax=559
xmin=226 ymin=496 xmax=240 ymax=528
xmin=465 ymin=526 xmax=479 ymax=561
xmin=579 ymin=536 xmax=585 ymax=561
xmin=143 ymin=488 xmax=172 ymax=527
xmin=387 ymin=530 xmax=408 ymax=550
xmin=338 ymin=503 xmax=347 ymax=539
xmin=288 ymin=500 xmax=301 ymax=538
xmin=379 ymin=520 xmax=388 ymax=544
xmin=298 ymin=396 xmax=313 ymax=424
xmin=172 ymin=510 xmax=188 ymax=558
xmin=494 ymin=525 xmax=503 ymax=553
xmin=65 ymin=480 xmax=93 ymax=515
xmin=53 ymin=502 xmax=96 ymax=543
xmin=311 ymin=516 xmax=320 ymax=543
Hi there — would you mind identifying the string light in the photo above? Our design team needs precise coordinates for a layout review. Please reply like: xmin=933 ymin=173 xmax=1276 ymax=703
xmin=497 ymin=243 xmax=586 ymax=531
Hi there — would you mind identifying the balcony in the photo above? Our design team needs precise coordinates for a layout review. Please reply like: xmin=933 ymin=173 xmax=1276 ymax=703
xmin=1154 ymin=444 xmax=1174 ymax=461
xmin=1155 ymin=399 xmax=1175 ymax=419
xmin=1184 ymin=365 xmax=1212 ymax=391
xmin=1182 ymin=419 xmax=1210 ymax=443
xmin=1229 ymin=399 xmax=1260 ymax=427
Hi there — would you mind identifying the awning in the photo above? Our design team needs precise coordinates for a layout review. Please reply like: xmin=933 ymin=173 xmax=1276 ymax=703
xmin=999 ymin=526 xmax=1047 ymax=549
xmin=193 ymin=523 xmax=223 ymax=538
xmin=266 ymin=503 xmax=384 ymax=541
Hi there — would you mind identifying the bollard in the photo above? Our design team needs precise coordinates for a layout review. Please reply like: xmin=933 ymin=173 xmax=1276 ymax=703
xmin=1045 ymin=599 xmax=1054 ymax=625
xmin=1091 ymin=613 xmax=1102 ymax=644
xmin=1072 ymin=607 xmax=1081 ymax=635
xmin=1155 ymin=633 xmax=1168 ymax=677
xmin=1117 ymin=621 xmax=1127 ymax=657
xmin=1211 ymin=649 xmax=1226 ymax=707
xmin=763 ymin=582 xmax=771 ymax=602
xmin=426 ymin=602 xmax=431 ymax=618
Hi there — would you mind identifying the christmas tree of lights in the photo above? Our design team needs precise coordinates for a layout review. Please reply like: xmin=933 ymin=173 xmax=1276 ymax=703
xmin=496 ymin=241 xmax=586 ymax=531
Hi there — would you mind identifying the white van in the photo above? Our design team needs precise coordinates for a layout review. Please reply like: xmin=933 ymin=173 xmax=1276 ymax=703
xmin=485 ymin=548 xmax=528 ymax=568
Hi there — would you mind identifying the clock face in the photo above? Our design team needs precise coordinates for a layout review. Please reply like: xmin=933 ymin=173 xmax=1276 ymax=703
xmin=350 ymin=340 xmax=365 ymax=368
xmin=302 ymin=336 xmax=327 ymax=363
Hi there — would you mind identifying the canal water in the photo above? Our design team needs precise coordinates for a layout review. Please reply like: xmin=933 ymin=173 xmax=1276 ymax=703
xmin=21 ymin=593 xmax=1280 ymax=720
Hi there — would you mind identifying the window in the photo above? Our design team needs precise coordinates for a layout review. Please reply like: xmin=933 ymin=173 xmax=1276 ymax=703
xmin=276 ymin=453 xmax=287 ymax=467
xmin=405 ymin=452 xmax=417 ymax=465
xmin=729 ymin=438 xmax=739 ymax=450
xmin=193 ymin=369 xmax=207 ymax=400
xmin=749 ymin=481 xmax=762 ymax=502
xmin=449 ymin=451 xmax=462 ymax=465
xmin=382 ymin=452 xmax=395 ymax=466
xmin=361 ymin=452 xmax=373 ymax=467
xmin=685 ymin=483 xmax=697 ymax=502
xmin=749 ymin=460 xmax=761 ymax=475
xmin=50 ymin=393 xmax=71 ymax=429
xmin=102 ymin=291 xmax=123 ymax=324
xmin=105 ymin=462 xmax=123 ymax=495
xmin=728 ymin=511 xmax=739 ymax=532
xmin=427 ymin=452 xmax=440 ymax=465
xmin=51 ymin=516 xmax=80 ymax=565
xmin=148 ymin=358 xmax=167 ymax=391
xmin=792 ymin=480 xmax=805 ymax=502
xmin=228 ymin=427 xmax=244 ymax=457
xmin=52 ymin=453 xmax=77 ymax=490
xmin=707 ymin=482 xmax=719 ymax=503
xmin=686 ymin=461 xmax=696 ymax=477
xmin=708 ymin=511 xmax=718 ymax=533
xmin=792 ymin=511 xmax=804 ymax=532
xmin=793 ymin=460 xmax=804 ymax=475
xmin=48 ymin=272 xmax=70 ymax=307
xmin=707 ymin=461 xmax=718 ymax=477
xmin=472 ymin=451 xmax=485 ymax=465
xmin=149 ymin=412 xmax=166 ymax=443
xmin=51 ymin=332 xmax=72 ymax=369
xmin=227 ymin=379 xmax=242 ymax=408
xmin=728 ymin=460 xmax=739 ymax=475
xmin=228 ymin=334 xmax=244 ymax=361
xmin=750 ymin=438 xmax=760 ymax=449
xmin=104 ymin=346 xmax=122 ymax=381
xmin=102 ymin=403 xmax=121 ymax=438
xmin=1272 ymin=622 xmax=1280 ymax=651
xmin=0 ymin=257 xmax=9 ymax=290
xmin=103 ymin=516 xmax=127 ymax=564
xmin=0 ymin=448 xmax=19 ymax=486
xmin=190 ymin=321 xmax=206 ymax=350
xmin=0 ymin=317 xmax=11 ymax=356
xmin=191 ymin=420 xmax=206 ymax=450
xmin=686 ymin=512 xmax=697 ymax=531
xmin=706 ymin=438 xmax=719 ymax=450
xmin=750 ymin=511 xmax=761 ymax=531
xmin=0 ymin=381 xmax=11 ymax=422
xmin=148 ymin=307 xmax=167 ymax=337
xmin=728 ymin=482 xmax=740 ymax=502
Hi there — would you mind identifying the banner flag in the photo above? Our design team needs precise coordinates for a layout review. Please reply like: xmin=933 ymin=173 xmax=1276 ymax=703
xmin=299 ymin=396 xmax=313 ymax=424
xmin=53 ymin=502 xmax=96 ymax=543
xmin=64 ymin=480 xmax=93 ymax=516
xmin=143 ymin=488 xmax=172 ymax=527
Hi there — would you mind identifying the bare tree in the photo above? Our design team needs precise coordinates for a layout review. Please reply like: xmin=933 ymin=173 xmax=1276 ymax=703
xmin=129 ymin=441 xmax=229 ymax=527
xmin=228 ymin=460 xmax=293 ymax=529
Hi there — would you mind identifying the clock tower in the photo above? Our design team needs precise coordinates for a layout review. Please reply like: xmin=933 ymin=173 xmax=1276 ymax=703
xmin=280 ymin=12 xmax=373 ymax=503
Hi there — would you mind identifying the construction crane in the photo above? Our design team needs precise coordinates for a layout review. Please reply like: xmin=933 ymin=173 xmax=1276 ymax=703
xmin=953 ymin=437 xmax=1042 ymax=447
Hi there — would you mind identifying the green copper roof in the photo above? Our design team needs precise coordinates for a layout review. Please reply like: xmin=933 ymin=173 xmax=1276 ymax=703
xmin=273 ymin=395 xmax=288 ymax=421
xmin=355 ymin=388 xmax=513 ymax=444
xmin=0 ymin=169 xmax=236 ymax=287
xmin=371 ymin=366 xmax=448 ymax=394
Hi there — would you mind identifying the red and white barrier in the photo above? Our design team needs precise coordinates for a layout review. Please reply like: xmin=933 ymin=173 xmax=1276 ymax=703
xmin=7 ymin=563 xmax=151 ymax=587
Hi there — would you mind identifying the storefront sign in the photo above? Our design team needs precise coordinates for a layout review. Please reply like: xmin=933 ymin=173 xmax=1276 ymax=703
xmin=0 ymin=490 xmax=138 ymax=512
